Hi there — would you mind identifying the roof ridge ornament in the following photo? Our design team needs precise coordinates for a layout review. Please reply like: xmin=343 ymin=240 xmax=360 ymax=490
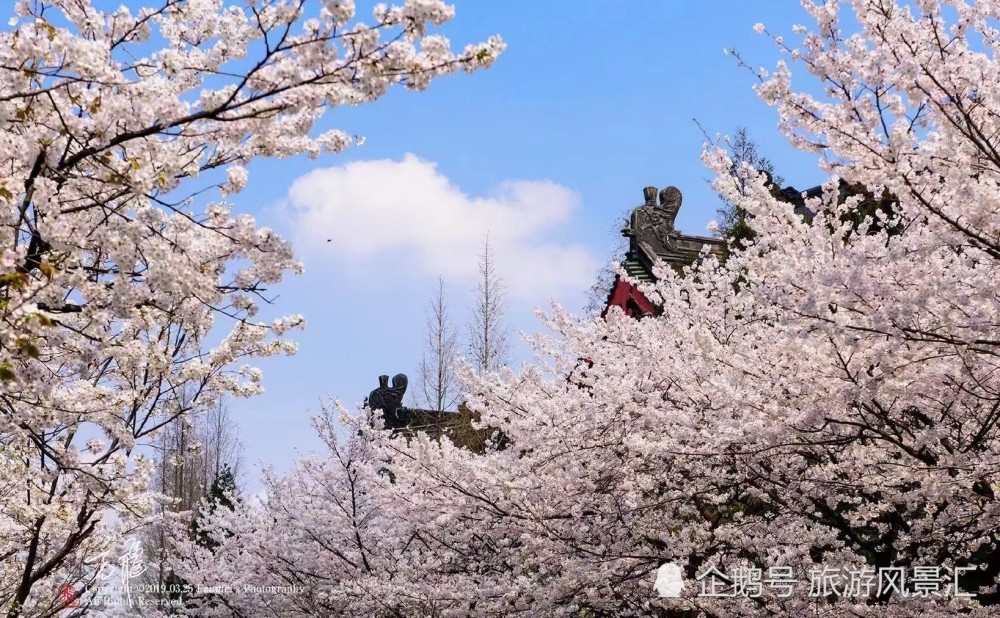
xmin=626 ymin=185 xmax=682 ymax=250
xmin=658 ymin=186 xmax=681 ymax=231
xmin=642 ymin=186 xmax=658 ymax=206
xmin=606 ymin=183 xmax=728 ymax=317
xmin=366 ymin=373 xmax=409 ymax=429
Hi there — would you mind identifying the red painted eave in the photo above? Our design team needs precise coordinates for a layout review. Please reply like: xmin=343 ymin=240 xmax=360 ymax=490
xmin=603 ymin=277 xmax=657 ymax=318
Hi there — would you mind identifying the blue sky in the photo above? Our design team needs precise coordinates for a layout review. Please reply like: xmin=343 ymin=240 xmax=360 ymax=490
xmin=209 ymin=1 xmax=830 ymax=491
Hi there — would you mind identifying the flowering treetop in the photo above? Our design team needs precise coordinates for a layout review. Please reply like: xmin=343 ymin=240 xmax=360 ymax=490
xmin=0 ymin=0 xmax=502 ymax=615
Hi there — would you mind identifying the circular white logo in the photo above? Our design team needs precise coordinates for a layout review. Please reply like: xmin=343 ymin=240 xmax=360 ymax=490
xmin=654 ymin=562 xmax=684 ymax=597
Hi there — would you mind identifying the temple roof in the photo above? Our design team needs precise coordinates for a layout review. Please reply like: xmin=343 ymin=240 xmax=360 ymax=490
xmin=619 ymin=182 xmax=822 ymax=283
xmin=604 ymin=182 xmax=826 ymax=317
xmin=621 ymin=185 xmax=728 ymax=281
xmin=364 ymin=374 xmax=500 ymax=452
xmin=621 ymin=254 xmax=654 ymax=283
xmin=776 ymin=184 xmax=822 ymax=222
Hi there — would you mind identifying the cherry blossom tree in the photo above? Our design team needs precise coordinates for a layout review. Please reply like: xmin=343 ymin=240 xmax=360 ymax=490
xmin=163 ymin=408 xmax=493 ymax=617
xmin=0 ymin=0 xmax=502 ymax=614
xmin=171 ymin=0 xmax=1000 ymax=616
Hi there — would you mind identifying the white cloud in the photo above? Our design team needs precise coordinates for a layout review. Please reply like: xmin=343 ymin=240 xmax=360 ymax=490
xmin=285 ymin=154 xmax=598 ymax=301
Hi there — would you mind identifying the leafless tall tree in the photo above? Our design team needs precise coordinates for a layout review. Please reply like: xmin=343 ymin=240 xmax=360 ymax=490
xmin=583 ymin=206 xmax=632 ymax=316
xmin=150 ymin=396 xmax=244 ymax=513
xmin=468 ymin=235 xmax=510 ymax=374
xmin=416 ymin=277 xmax=461 ymax=412
xmin=131 ymin=394 xmax=244 ymax=612
xmin=198 ymin=398 xmax=244 ymax=490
